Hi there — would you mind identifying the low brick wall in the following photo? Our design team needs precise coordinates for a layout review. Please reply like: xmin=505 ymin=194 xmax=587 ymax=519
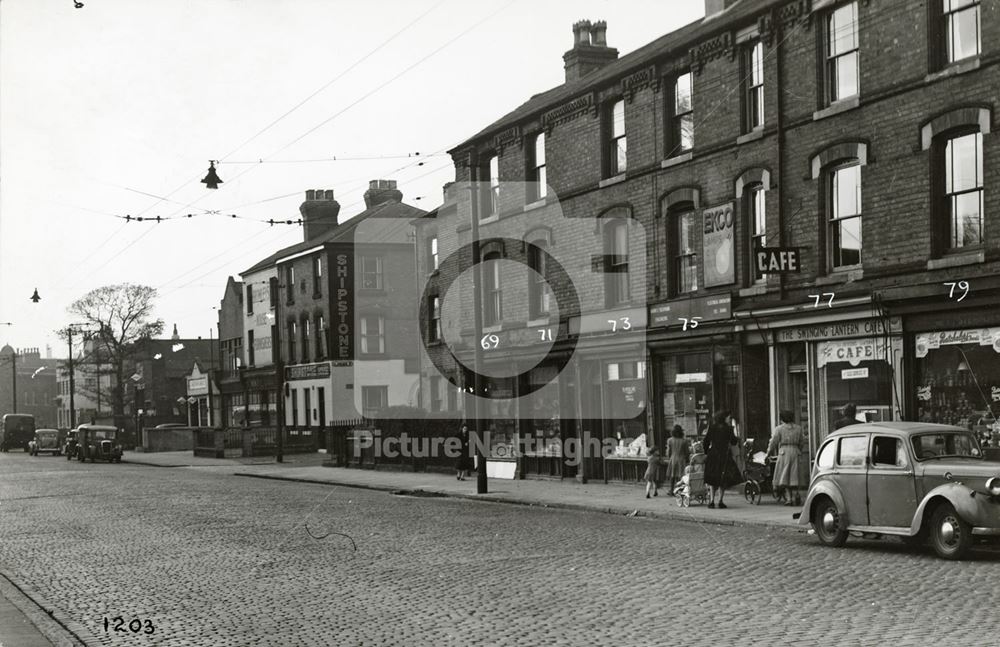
xmin=143 ymin=428 xmax=195 ymax=452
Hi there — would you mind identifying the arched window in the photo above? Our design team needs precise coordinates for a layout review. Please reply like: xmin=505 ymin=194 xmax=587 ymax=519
xmin=483 ymin=251 xmax=503 ymax=325
xmin=736 ymin=168 xmax=771 ymax=287
xmin=810 ymin=142 xmax=867 ymax=272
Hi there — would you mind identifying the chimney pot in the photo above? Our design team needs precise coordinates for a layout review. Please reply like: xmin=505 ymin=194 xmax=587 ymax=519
xmin=591 ymin=20 xmax=607 ymax=46
xmin=306 ymin=189 xmax=316 ymax=200
xmin=300 ymin=189 xmax=341 ymax=241
xmin=363 ymin=179 xmax=404 ymax=209
xmin=324 ymin=189 xmax=334 ymax=200
xmin=563 ymin=19 xmax=617 ymax=83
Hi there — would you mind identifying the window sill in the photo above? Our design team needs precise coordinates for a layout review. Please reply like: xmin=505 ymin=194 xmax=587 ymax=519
xmin=814 ymin=268 xmax=863 ymax=286
xmin=813 ymin=96 xmax=860 ymax=122
xmin=926 ymin=250 xmax=984 ymax=271
xmin=738 ymin=284 xmax=768 ymax=297
xmin=523 ymin=198 xmax=548 ymax=213
xmin=598 ymin=173 xmax=627 ymax=188
xmin=736 ymin=129 xmax=764 ymax=146
xmin=527 ymin=316 xmax=551 ymax=328
xmin=661 ymin=151 xmax=693 ymax=169
xmin=925 ymin=57 xmax=980 ymax=84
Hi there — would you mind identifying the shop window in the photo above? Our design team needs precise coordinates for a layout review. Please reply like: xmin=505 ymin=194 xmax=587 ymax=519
xmin=741 ymin=41 xmax=764 ymax=133
xmin=816 ymin=439 xmax=837 ymax=469
xmin=290 ymin=388 xmax=298 ymax=427
xmin=837 ymin=435 xmax=867 ymax=466
xmin=823 ymin=1 xmax=859 ymax=105
xmin=872 ymin=436 xmax=908 ymax=467
xmin=828 ymin=163 xmax=862 ymax=269
xmin=914 ymin=330 xmax=1000 ymax=434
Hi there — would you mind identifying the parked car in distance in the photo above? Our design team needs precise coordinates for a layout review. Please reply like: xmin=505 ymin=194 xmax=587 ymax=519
xmin=800 ymin=422 xmax=1000 ymax=560
xmin=31 ymin=428 xmax=63 ymax=456
xmin=75 ymin=424 xmax=123 ymax=463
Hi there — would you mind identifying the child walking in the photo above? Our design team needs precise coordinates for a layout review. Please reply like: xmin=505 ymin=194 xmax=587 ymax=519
xmin=644 ymin=446 xmax=661 ymax=498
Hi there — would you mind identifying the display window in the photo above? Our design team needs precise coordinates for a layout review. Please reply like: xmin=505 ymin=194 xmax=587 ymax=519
xmin=483 ymin=376 xmax=518 ymax=458
xmin=915 ymin=328 xmax=1000 ymax=443
xmin=606 ymin=360 xmax=648 ymax=457
xmin=525 ymin=365 xmax=561 ymax=456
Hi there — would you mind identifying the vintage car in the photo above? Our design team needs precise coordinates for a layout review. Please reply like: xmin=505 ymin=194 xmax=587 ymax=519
xmin=800 ymin=421 xmax=1000 ymax=560
xmin=30 ymin=428 xmax=62 ymax=456
xmin=75 ymin=424 xmax=123 ymax=463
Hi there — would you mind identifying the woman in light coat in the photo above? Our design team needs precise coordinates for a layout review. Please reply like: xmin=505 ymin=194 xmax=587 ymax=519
xmin=767 ymin=409 xmax=807 ymax=506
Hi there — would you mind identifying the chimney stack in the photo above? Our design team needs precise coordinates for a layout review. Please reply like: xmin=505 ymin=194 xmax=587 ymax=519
xmin=363 ymin=179 xmax=403 ymax=209
xmin=563 ymin=19 xmax=618 ymax=84
xmin=299 ymin=188 xmax=341 ymax=241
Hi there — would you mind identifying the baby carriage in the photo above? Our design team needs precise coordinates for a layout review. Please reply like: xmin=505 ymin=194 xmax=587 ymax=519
xmin=673 ymin=452 xmax=708 ymax=507
xmin=743 ymin=449 xmax=781 ymax=505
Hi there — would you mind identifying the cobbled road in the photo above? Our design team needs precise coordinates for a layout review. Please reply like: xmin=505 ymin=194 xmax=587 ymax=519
xmin=1 ymin=453 xmax=998 ymax=647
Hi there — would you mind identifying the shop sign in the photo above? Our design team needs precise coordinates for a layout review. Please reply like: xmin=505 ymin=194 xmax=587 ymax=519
xmin=754 ymin=247 xmax=801 ymax=274
xmin=331 ymin=360 xmax=353 ymax=367
xmin=676 ymin=372 xmax=709 ymax=383
xmin=816 ymin=338 xmax=888 ymax=367
xmin=331 ymin=245 xmax=355 ymax=360
xmin=702 ymin=203 xmax=735 ymax=287
xmin=285 ymin=363 xmax=332 ymax=381
xmin=914 ymin=327 xmax=1000 ymax=358
xmin=777 ymin=317 xmax=900 ymax=343
xmin=841 ymin=368 xmax=869 ymax=380
xmin=649 ymin=294 xmax=732 ymax=328
xmin=187 ymin=376 xmax=208 ymax=394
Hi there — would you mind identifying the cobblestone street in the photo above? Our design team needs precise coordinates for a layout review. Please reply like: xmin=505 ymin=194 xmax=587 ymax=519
xmin=1 ymin=453 xmax=999 ymax=646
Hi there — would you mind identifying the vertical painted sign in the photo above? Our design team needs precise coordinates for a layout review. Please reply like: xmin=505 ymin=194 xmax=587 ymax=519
xmin=331 ymin=246 xmax=354 ymax=360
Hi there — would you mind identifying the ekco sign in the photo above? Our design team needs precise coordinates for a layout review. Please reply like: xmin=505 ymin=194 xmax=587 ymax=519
xmin=702 ymin=203 xmax=734 ymax=287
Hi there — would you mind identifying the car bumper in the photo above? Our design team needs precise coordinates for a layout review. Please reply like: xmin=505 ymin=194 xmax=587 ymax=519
xmin=972 ymin=527 xmax=1000 ymax=536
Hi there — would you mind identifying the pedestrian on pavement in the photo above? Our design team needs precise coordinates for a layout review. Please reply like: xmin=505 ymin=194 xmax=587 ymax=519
xmin=664 ymin=425 xmax=690 ymax=489
xmin=703 ymin=409 xmax=741 ymax=509
xmin=767 ymin=410 xmax=808 ymax=506
xmin=455 ymin=424 xmax=473 ymax=481
xmin=644 ymin=446 xmax=661 ymax=498
xmin=834 ymin=403 xmax=861 ymax=430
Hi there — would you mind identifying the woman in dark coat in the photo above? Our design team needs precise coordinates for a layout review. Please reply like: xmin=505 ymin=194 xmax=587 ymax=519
xmin=703 ymin=409 xmax=740 ymax=508
xmin=455 ymin=425 xmax=473 ymax=480
xmin=664 ymin=425 xmax=690 ymax=488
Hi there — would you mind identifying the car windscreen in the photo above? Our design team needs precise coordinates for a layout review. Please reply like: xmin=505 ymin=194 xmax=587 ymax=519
xmin=92 ymin=431 xmax=115 ymax=440
xmin=36 ymin=431 xmax=57 ymax=439
xmin=910 ymin=431 xmax=982 ymax=461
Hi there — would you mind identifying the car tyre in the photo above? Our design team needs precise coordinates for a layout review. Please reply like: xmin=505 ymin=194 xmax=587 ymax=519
xmin=929 ymin=503 xmax=972 ymax=560
xmin=812 ymin=497 xmax=848 ymax=548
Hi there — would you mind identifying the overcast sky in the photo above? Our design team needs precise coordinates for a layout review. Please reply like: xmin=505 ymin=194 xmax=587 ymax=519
xmin=0 ymin=0 xmax=704 ymax=356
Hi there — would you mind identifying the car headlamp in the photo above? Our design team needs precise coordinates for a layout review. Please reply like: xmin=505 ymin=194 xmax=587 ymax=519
xmin=986 ymin=477 xmax=1000 ymax=497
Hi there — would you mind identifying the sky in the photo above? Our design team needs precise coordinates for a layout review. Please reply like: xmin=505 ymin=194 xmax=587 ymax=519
xmin=0 ymin=0 xmax=705 ymax=356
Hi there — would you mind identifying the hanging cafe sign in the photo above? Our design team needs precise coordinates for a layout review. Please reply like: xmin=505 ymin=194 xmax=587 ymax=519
xmin=914 ymin=327 xmax=1000 ymax=358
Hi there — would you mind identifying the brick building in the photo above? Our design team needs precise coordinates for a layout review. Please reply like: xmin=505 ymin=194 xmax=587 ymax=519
xmin=215 ymin=276 xmax=244 ymax=428
xmin=239 ymin=181 xmax=424 ymax=446
xmin=417 ymin=0 xmax=1000 ymax=482
xmin=0 ymin=345 xmax=59 ymax=428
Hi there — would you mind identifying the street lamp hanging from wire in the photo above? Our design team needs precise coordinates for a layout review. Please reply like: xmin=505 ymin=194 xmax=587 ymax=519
xmin=201 ymin=161 xmax=223 ymax=189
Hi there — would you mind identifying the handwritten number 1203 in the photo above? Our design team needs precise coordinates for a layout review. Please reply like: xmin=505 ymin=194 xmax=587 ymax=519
xmin=104 ymin=617 xmax=155 ymax=635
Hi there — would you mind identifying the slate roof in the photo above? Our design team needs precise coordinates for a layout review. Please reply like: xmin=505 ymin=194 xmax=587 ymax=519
xmin=450 ymin=0 xmax=783 ymax=152
xmin=241 ymin=200 xmax=426 ymax=275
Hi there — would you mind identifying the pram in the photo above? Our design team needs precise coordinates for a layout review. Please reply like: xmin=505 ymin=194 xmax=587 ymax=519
xmin=673 ymin=454 xmax=708 ymax=507
xmin=743 ymin=449 xmax=781 ymax=505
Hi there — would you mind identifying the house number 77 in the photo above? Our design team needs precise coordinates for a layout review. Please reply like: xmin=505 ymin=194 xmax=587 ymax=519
xmin=808 ymin=293 xmax=836 ymax=308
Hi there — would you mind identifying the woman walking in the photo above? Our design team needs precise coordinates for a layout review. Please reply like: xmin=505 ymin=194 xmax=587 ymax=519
xmin=455 ymin=424 xmax=473 ymax=480
xmin=767 ymin=410 xmax=807 ymax=506
xmin=664 ymin=425 xmax=690 ymax=489
xmin=703 ymin=409 xmax=740 ymax=508
xmin=643 ymin=446 xmax=661 ymax=498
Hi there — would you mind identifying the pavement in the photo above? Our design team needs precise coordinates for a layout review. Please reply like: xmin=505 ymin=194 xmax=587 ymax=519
xmin=122 ymin=450 xmax=802 ymax=530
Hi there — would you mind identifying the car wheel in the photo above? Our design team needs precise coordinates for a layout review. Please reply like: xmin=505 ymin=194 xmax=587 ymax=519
xmin=929 ymin=503 xmax=972 ymax=560
xmin=812 ymin=497 xmax=848 ymax=547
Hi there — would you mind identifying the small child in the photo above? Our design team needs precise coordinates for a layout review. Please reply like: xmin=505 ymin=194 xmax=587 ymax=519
xmin=644 ymin=446 xmax=660 ymax=499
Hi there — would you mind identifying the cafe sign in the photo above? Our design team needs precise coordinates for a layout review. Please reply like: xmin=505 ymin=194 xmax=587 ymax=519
xmin=777 ymin=317 xmax=900 ymax=343
xmin=915 ymin=327 xmax=1000 ymax=358
xmin=816 ymin=338 xmax=888 ymax=367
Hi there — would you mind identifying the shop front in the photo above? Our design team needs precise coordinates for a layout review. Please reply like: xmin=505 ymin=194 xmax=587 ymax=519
xmin=770 ymin=316 xmax=904 ymax=456
xmin=910 ymin=325 xmax=1000 ymax=443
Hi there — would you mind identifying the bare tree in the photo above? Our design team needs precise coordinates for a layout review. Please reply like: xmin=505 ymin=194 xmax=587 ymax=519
xmin=65 ymin=284 xmax=164 ymax=420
